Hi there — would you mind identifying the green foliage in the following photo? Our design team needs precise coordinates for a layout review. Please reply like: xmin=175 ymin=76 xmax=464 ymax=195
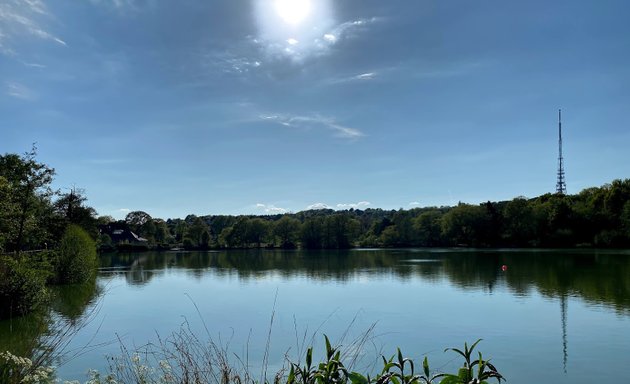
xmin=273 ymin=216 xmax=301 ymax=248
xmin=286 ymin=337 xmax=502 ymax=384
xmin=0 ymin=146 xmax=55 ymax=253
xmin=55 ymin=225 xmax=97 ymax=284
xmin=440 ymin=340 xmax=503 ymax=384
xmin=0 ymin=255 xmax=50 ymax=320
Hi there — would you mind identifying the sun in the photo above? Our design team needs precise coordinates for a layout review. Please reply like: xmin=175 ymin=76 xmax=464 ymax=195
xmin=274 ymin=0 xmax=312 ymax=25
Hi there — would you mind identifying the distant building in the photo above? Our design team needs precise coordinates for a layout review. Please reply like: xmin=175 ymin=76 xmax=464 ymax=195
xmin=99 ymin=223 xmax=148 ymax=248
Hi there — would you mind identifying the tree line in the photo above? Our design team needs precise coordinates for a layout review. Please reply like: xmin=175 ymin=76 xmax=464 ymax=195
xmin=115 ymin=180 xmax=630 ymax=250
xmin=3 ymin=146 xmax=630 ymax=255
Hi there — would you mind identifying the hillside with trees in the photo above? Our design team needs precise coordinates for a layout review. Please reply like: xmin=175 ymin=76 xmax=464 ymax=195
xmin=108 ymin=180 xmax=630 ymax=251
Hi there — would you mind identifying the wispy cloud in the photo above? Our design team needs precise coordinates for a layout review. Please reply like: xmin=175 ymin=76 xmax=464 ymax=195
xmin=255 ymin=203 xmax=287 ymax=214
xmin=0 ymin=0 xmax=66 ymax=56
xmin=5 ymin=81 xmax=34 ymax=100
xmin=327 ymin=71 xmax=379 ymax=85
xmin=307 ymin=203 xmax=331 ymax=210
xmin=260 ymin=114 xmax=364 ymax=140
xmin=88 ymin=0 xmax=149 ymax=11
xmin=336 ymin=201 xmax=371 ymax=209
xmin=21 ymin=61 xmax=46 ymax=68
xmin=328 ymin=17 xmax=380 ymax=42
xmin=409 ymin=201 xmax=421 ymax=206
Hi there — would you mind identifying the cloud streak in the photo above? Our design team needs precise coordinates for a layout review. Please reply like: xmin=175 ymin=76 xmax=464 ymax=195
xmin=0 ymin=0 xmax=66 ymax=56
xmin=261 ymin=114 xmax=364 ymax=140
xmin=5 ymin=81 xmax=34 ymax=100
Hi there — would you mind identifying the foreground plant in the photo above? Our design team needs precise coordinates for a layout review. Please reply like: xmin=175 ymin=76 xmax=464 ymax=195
xmin=0 ymin=351 xmax=55 ymax=384
xmin=439 ymin=339 xmax=503 ymax=384
xmin=3 ymin=335 xmax=503 ymax=384
xmin=288 ymin=337 xmax=503 ymax=384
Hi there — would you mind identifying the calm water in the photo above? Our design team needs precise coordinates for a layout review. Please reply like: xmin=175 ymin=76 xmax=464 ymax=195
xmin=2 ymin=249 xmax=630 ymax=383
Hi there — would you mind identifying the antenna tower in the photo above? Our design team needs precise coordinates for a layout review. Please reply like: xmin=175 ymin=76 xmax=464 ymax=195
xmin=556 ymin=109 xmax=567 ymax=194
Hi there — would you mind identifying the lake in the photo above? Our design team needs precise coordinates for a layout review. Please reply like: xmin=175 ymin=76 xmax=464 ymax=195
xmin=2 ymin=248 xmax=629 ymax=383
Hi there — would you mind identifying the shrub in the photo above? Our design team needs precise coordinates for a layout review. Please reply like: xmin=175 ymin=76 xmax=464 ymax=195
xmin=0 ymin=255 xmax=49 ymax=320
xmin=55 ymin=225 xmax=97 ymax=284
xmin=0 ymin=351 xmax=55 ymax=384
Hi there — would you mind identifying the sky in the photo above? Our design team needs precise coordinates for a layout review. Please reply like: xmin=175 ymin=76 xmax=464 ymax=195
xmin=2 ymin=0 xmax=630 ymax=220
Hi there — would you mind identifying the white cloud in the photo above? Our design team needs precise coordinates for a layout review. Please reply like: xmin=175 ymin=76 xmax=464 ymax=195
xmin=6 ymin=81 xmax=34 ymax=100
xmin=22 ymin=61 xmax=46 ymax=68
xmin=355 ymin=72 xmax=375 ymax=80
xmin=326 ymin=69 xmax=388 ymax=85
xmin=328 ymin=17 xmax=380 ymax=41
xmin=255 ymin=203 xmax=287 ymax=214
xmin=307 ymin=203 xmax=331 ymax=210
xmin=22 ymin=0 xmax=46 ymax=15
xmin=336 ymin=201 xmax=371 ymax=209
xmin=409 ymin=201 xmax=421 ymax=206
xmin=0 ymin=0 xmax=66 ymax=56
xmin=261 ymin=114 xmax=364 ymax=140
xmin=118 ymin=208 xmax=131 ymax=213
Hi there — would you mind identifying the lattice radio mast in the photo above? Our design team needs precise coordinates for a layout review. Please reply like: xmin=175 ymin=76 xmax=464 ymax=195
xmin=556 ymin=109 xmax=567 ymax=194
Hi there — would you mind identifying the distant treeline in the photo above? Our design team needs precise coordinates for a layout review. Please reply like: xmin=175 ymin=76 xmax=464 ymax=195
xmin=2 ymin=147 xmax=630 ymax=252
xmin=110 ymin=179 xmax=630 ymax=250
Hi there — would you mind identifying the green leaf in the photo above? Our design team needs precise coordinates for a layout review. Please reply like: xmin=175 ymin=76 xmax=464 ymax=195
xmin=436 ymin=375 xmax=460 ymax=384
xmin=306 ymin=347 xmax=313 ymax=368
xmin=325 ymin=335 xmax=332 ymax=357
xmin=383 ymin=362 xmax=397 ymax=372
xmin=469 ymin=339 xmax=482 ymax=355
xmin=457 ymin=367 xmax=471 ymax=381
xmin=349 ymin=372 xmax=369 ymax=384
xmin=445 ymin=347 xmax=466 ymax=360
xmin=422 ymin=357 xmax=429 ymax=378
xmin=287 ymin=366 xmax=296 ymax=384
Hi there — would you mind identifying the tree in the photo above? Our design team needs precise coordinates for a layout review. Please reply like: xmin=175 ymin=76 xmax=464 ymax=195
xmin=56 ymin=225 xmax=97 ymax=284
xmin=413 ymin=210 xmax=443 ymax=246
xmin=301 ymin=217 xmax=324 ymax=249
xmin=273 ymin=216 xmax=301 ymax=248
xmin=502 ymin=198 xmax=536 ymax=246
xmin=188 ymin=217 xmax=210 ymax=248
xmin=0 ymin=146 xmax=55 ymax=254
xmin=440 ymin=203 xmax=489 ymax=247
xmin=154 ymin=220 xmax=170 ymax=244
xmin=245 ymin=218 xmax=270 ymax=248
xmin=0 ymin=177 xmax=14 ymax=252
xmin=54 ymin=187 xmax=98 ymax=238
xmin=326 ymin=214 xmax=360 ymax=249
xmin=125 ymin=211 xmax=154 ymax=240
xmin=125 ymin=211 xmax=152 ymax=231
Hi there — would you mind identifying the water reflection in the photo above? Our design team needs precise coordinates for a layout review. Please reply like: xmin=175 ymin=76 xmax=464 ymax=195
xmin=100 ymin=249 xmax=630 ymax=314
xmin=0 ymin=276 xmax=101 ymax=361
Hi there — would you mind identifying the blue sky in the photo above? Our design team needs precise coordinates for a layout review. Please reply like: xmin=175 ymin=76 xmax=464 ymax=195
xmin=2 ymin=0 xmax=630 ymax=219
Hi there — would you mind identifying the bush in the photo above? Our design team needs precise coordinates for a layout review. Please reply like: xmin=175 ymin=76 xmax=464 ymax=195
xmin=55 ymin=225 xmax=97 ymax=284
xmin=0 ymin=255 xmax=50 ymax=320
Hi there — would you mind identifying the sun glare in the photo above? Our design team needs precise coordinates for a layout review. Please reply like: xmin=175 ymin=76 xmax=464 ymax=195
xmin=274 ymin=0 xmax=312 ymax=25
xmin=254 ymin=0 xmax=334 ymax=60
